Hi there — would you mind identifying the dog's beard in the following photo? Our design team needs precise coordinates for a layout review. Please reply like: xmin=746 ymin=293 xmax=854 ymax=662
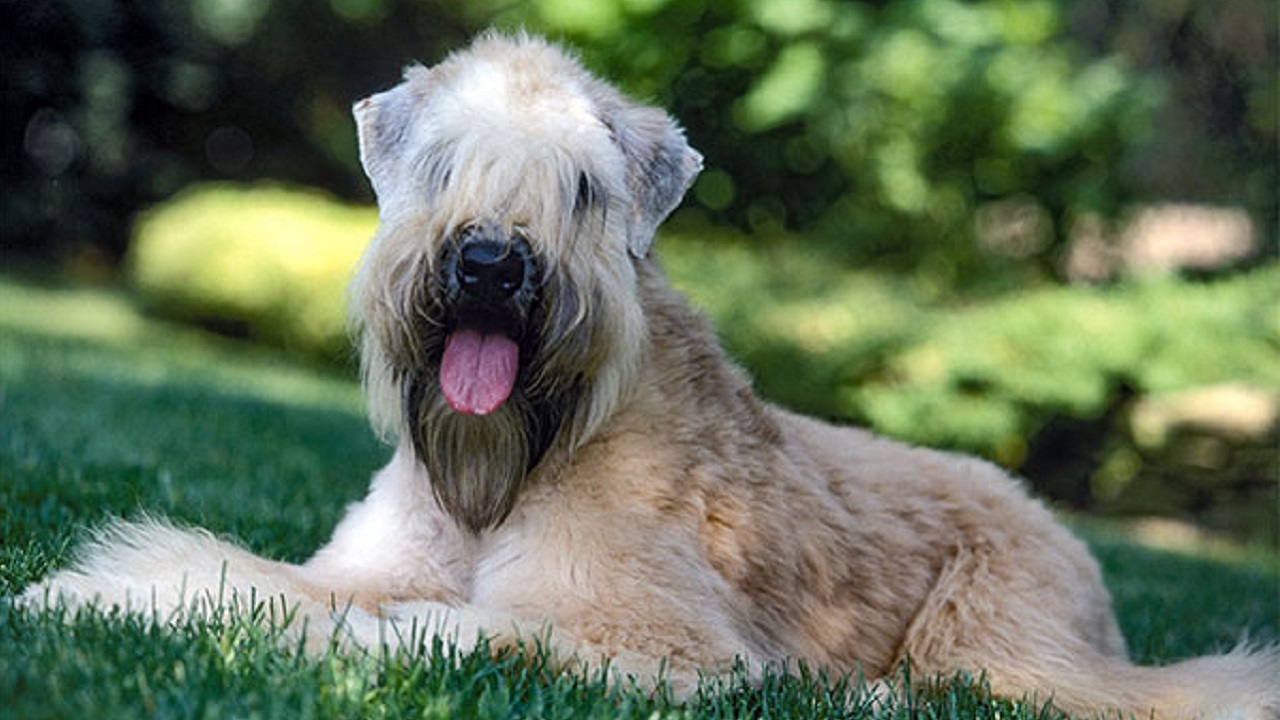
xmin=382 ymin=251 xmax=614 ymax=534
xmin=403 ymin=370 xmax=574 ymax=534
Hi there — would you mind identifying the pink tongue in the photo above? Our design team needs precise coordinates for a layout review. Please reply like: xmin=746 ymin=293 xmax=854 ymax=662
xmin=440 ymin=329 xmax=520 ymax=415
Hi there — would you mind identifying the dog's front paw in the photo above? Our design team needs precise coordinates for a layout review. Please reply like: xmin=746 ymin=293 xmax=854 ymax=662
xmin=331 ymin=601 xmax=483 ymax=655
xmin=384 ymin=601 xmax=484 ymax=653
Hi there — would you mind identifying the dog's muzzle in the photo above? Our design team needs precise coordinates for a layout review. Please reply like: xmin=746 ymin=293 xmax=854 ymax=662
xmin=438 ymin=227 xmax=539 ymax=416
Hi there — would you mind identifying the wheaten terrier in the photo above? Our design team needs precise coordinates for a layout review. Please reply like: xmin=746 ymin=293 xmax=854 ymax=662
xmin=22 ymin=31 xmax=1276 ymax=719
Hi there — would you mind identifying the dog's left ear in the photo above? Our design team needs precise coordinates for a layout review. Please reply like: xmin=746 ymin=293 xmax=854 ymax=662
xmin=610 ymin=106 xmax=703 ymax=257
xmin=352 ymin=71 xmax=422 ymax=202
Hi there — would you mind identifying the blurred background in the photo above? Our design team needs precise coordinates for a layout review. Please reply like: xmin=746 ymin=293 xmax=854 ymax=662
xmin=2 ymin=0 xmax=1277 ymax=544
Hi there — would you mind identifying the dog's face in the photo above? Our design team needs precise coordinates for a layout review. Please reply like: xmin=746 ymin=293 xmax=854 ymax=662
xmin=350 ymin=32 xmax=702 ymax=532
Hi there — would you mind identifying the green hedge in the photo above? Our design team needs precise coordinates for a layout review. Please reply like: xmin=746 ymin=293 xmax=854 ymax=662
xmin=129 ymin=184 xmax=376 ymax=359
xmin=844 ymin=272 xmax=1280 ymax=460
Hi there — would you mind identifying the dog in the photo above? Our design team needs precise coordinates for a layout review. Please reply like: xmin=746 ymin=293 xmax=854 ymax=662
xmin=20 ymin=32 xmax=1277 ymax=718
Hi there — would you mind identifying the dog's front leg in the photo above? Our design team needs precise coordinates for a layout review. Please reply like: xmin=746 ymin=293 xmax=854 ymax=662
xmin=18 ymin=518 xmax=340 ymax=635
xmin=298 ymin=447 xmax=473 ymax=611
xmin=321 ymin=600 xmax=480 ymax=655
xmin=366 ymin=598 xmax=750 ymax=700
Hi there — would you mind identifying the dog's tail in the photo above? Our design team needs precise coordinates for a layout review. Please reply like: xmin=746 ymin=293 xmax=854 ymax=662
xmin=1025 ymin=644 xmax=1279 ymax=720
xmin=19 ymin=518 xmax=321 ymax=628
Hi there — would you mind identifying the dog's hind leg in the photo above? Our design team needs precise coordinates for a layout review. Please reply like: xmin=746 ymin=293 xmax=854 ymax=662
xmin=893 ymin=544 xmax=1278 ymax=720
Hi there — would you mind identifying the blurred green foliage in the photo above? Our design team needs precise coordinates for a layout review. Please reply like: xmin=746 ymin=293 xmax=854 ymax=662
xmin=852 ymin=275 xmax=1280 ymax=451
xmin=487 ymin=0 xmax=1166 ymax=284
xmin=129 ymin=185 xmax=375 ymax=359
xmin=5 ymin=0 xmax=1275 ymax=288
xmin=537 ymin=0 xmax=1278 ymax=279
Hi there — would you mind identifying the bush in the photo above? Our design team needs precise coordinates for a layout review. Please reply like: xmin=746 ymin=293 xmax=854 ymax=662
xmin=845 ymin=268 xmax=1280 ymax=461
xmin=128 ymin=184 xmax=376 ymax=359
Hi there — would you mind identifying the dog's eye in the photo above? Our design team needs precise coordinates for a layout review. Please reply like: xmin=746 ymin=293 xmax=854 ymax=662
xmin=581 ymin=174 xmax=593 ymax=212
xmin=574 ymin=173 xmax=594 ymax=214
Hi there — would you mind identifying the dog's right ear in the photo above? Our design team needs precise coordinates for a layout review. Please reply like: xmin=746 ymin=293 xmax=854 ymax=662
xmin=606 ymin=105 xmax=703 ymax=258
xmin=353 ymin=73 xmax=420 ymax=202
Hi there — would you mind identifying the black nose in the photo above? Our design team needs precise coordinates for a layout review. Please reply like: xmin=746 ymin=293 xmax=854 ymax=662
xmin=457 ymin=239 xmax=527 ymax=299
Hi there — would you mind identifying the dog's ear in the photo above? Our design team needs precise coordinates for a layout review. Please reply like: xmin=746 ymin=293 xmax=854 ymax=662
xmin=352 ymin=73 xmax=421 ymax=202
xmin=609 ymin=106 xmax=703 ymax=258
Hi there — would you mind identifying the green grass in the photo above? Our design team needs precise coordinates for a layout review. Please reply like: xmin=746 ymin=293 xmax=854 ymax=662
xmin=1 ymin=275 xmax=1276 ymax=719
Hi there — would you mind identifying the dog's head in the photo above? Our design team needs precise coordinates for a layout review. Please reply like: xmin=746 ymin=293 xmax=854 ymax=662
xmin=350 ymin=32 xmax=701 ymax=532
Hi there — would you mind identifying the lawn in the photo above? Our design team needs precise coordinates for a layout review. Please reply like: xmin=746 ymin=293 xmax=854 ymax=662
xmin=1 ymin=276 xmax=1276 ymax=719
